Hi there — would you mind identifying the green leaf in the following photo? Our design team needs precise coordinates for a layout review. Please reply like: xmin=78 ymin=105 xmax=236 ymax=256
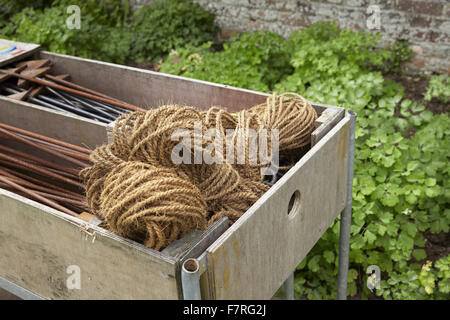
xmin=405 ymin=222 xmax=418 ymax=237
xmin=412 ymin=249 xmax=427 ymax=261
xmin=348 ymin=269 xmax=358 ymax=283
xmin=382 ymin=193 xmax=399 ymax=207
xmin=307 ymin=255 xmax=321 ymax=273
xmin=323 ymin=250 xmax=335 ymax=264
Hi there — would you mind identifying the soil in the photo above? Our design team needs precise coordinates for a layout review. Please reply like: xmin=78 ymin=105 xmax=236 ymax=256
xmin=424 ymin=231 xmax=450 ymax=262
xmin=384 ymin=72 xmax=449 ymax=115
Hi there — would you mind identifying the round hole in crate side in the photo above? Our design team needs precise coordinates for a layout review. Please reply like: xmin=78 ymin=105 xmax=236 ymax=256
xmin=287 ymin=190 xmax=301 ymax=219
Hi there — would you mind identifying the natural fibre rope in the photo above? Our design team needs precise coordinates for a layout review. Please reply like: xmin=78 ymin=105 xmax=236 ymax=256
xmin=80 ymin=92 xmax=317 ymax=250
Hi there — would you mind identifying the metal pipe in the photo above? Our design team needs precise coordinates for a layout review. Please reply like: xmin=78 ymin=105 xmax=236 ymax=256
xmin=37 ymin=94 xmax=111 ymax=123
xmin=4 ymin=71 xmax=145 ymax=112
xmin=33 ymin=141 xmax=91 ymax=162
xmin=337 ymin=110 xmax=357 ymax=300
xmin=0 ymin=134 xmax=91 ymax=163
xmin=0 ymin=127 xmax=89 ymax=168
xmin=181 ymin=258 xmax=201 ymax=300
xmin=3 ymin=83 xmax=110 ymax=122
xmin=60 ymin=91 xmax=123 ymax=117
xmin=0 ymin=166 xmax=84 ymax=199
xmin=283 ymin=273 xmax=295 ymax=300
xmin=73 ymin=94 xmax=127 ymax=115
xmin=45 ymin=74 xmax=124 ymax=103
xmin=0 ymin=168 xmax=84 ymax=202
xmin=0 ymin=123 xmax=91 ymax=155
xmin=0 ymin=153 xmax=84 ymax=189
xmin=0 ymin=183 xmax=88 ymax=209
xmin=0 ymin=175 xmax=78 ymax=217
xmin=57 ymin=90 xmax=116 ymax=121
xmin=0 ymin=144 xmax=80 ymax=176
xmin=1 ymin=86 xmax=67 ymax=113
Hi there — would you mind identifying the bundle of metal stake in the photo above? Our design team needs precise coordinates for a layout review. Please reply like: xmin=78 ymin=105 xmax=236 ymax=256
xmin=0 ymin=123 xmax=92 ymax=217
xmin=0 ymin=59 xmax=146 ymax=123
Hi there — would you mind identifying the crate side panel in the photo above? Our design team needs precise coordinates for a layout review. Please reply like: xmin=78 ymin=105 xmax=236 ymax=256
xmin=0 ymin=191 xmax=179 ymax=299
xmin=41 ymin=52 xmax=268 ymax=112
xmin=205 ymin=117 xmax=350 ymax=299
xmin=0 ymin=97 xmax=108 ymax=150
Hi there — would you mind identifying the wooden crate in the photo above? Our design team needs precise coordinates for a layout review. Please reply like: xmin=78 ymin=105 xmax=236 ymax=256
xmin=0 ymin=51 xmax=349 ymax=299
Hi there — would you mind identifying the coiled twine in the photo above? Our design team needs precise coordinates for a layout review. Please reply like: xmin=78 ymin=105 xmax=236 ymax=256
xmin=80 ymin=93 xmax=317 ymax=250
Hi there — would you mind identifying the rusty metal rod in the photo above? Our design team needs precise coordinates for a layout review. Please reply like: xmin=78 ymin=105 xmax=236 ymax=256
xmin=0 ymin=184 xmax=89 ymax=210
xmin=0 ymin=175 xmax=78 ymax=217
xmin=0 ymin=168 xmax=85 ymax=202
xmin=33 ymin=141 xmax=91 ymax=163
xmin=45 ymin=74 xmax=124 ymax=103
xmin=0 ymin=144 xmax=80 ymax=176
xmin=2 ymin=71 xmax=145 ymax=112
xmin=6 ymin=133 xmax=92 ymax=162
xmin=0 ymin=127 xmax=89 ymax=168
xmin=0 ymin=153 xmax=84 ymax=189
xmin=0 ymin=166 xmax=84 ymax=199
xmin=43 ymin=166 xmax=82 ymax=180
xmin=0 ymin=123 xmax=91 ymax=154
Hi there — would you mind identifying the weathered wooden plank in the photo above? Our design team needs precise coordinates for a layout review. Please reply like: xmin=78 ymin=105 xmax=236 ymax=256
xmin=204 ymin=116 xmax=350 ymax=299
xmin=0 ymin=190 xmax=179 ymax=299
xmin=0 ymin=39 xmax=40 ymax=68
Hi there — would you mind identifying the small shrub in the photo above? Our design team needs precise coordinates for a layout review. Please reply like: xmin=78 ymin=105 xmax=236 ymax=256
xmin=0 ymin=1 xmax=132 ymax=64
xmin=424 ymin=75 xmax=450 ymax=103
xmin=161 ymin=31 xmax=292 ymax=92
xmin=129 ymin=0 xmax=218 ymax=62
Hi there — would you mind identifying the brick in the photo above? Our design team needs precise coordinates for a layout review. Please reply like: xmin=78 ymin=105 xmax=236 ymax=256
xmin=405 ymin=57 xmax=425 ymax=68
xmin=410 ymin=44 xmax=423 ymax=55
xmin=445 ymin=4 xmax=450 ymax=17
xmin=396 ymin=0 xmax=444 ymax=16
xmin=409 ymin=15 xmax=432 ymax=28
xmin=438 ymin=20 xmax=450 ymax=33
xmin=282 ymin=12 xmax=312 ymax=27
xmin=345 ymin=0 xmax=368 ymax=6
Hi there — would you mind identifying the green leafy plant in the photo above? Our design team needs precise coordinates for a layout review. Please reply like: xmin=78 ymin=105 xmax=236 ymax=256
xmin=161 ymin=31 xmax=292 ymax=92
xmin=129 ymin=0 xmax=218 ymax=62
xmin=424 ymin=75 xmax=450 ymax=103
xmin=381 ymin=40 xmax=415 ymax=74
xmin=0 ymin=0 xmax=50 ymax=29
xmin=161 ymin=21 xmax=450 ymax=300
xmin=1 ymin=1 xmax=133 ymax=64
xmin=1 ymin=6 xmax=447 ymax=299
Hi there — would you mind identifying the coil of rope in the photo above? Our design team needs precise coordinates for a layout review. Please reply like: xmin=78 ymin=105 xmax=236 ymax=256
xmin=80 ymin=92 xmax=317 ymax=250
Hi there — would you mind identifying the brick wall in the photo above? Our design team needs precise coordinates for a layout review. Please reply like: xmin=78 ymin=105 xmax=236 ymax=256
xmin=131 ymin=0 xmax=450 ymax=74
